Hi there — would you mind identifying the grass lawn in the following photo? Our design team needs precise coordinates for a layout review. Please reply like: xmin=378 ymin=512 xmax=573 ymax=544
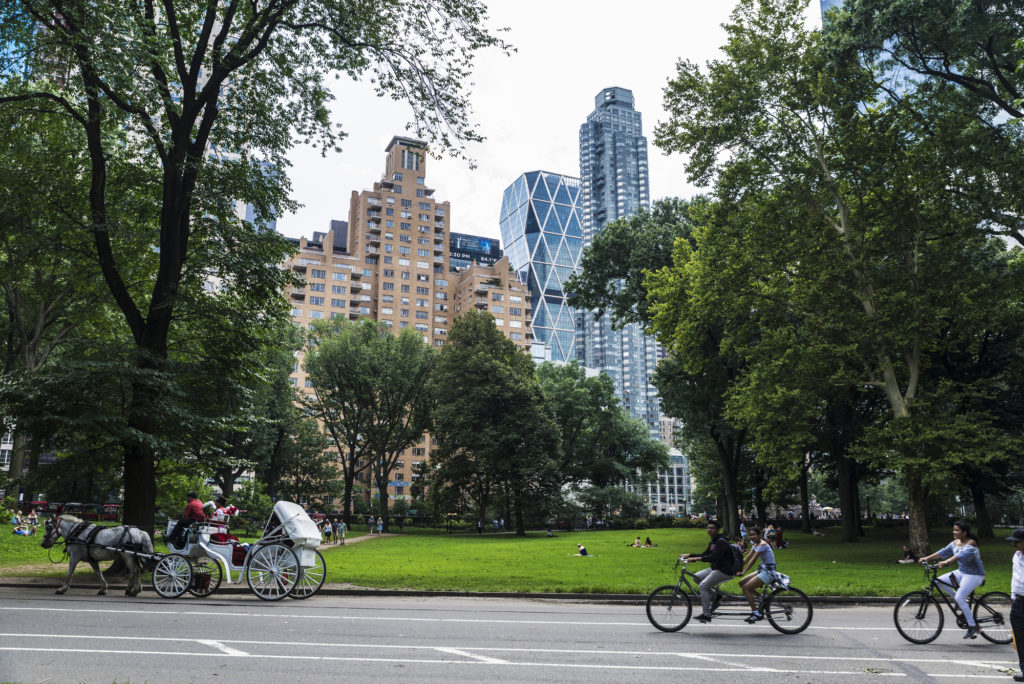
xmin=2 ymin=523 xmax=1016 ymax=596
xmin=317 ymin=526 xmax=1018 ymax=596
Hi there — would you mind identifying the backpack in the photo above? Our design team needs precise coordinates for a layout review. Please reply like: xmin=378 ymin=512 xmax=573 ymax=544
xmin=719 ymin=536 xmax=744 ymax=576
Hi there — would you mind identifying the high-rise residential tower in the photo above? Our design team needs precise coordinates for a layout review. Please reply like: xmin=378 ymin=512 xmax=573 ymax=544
xmin=577 ymin=87 xmax=661 ymax=435
xmin=819 ymin=0 xmax=842 ymax=21
xmin=499 ymin=171 xmax=583 ymax=363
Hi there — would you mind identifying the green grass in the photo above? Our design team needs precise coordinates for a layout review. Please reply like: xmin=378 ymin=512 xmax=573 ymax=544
xmin=317 ymin=527 xmax=1018 ymax=596
xmin=2 ymin=523 xmax=1016 ymax=596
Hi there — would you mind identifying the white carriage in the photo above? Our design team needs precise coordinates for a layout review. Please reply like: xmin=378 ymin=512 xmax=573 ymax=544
xmin=157 ymin=501 xmax=327 ymax=601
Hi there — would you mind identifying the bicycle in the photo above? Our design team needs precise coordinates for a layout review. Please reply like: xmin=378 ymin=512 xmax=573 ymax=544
xmin=893 ymin=562 xmax=1011 ymax=644
xmin=645 ymin=557 xmax=813 ymax=634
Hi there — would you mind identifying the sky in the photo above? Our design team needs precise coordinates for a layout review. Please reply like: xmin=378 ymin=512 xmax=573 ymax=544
xmin=276 ymin=1 xmax=822 ymax=244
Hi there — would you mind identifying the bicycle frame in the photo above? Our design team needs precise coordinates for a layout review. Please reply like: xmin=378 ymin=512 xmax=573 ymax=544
xmin=671 ymin=559 xmax=770 ymax=618
xmin=917 ymin=563 xmax=980 ymax=627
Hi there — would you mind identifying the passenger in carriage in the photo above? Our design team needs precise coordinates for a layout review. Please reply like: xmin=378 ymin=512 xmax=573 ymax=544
xmin=165 ymin=492 xmax=206 ymax=550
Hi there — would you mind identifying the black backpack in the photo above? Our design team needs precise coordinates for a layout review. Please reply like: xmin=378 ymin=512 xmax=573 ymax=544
xmin=719 ymin=536 xmax=744 ymax=576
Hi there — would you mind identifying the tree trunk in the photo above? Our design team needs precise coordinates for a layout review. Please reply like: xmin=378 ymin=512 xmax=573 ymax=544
xmin=376 ymin=473 xmax=390 ymax=532
xmin=798 ymin=459 xmax=811 ymax=533
xmin=342 ymin=469 xmax=356 ymax=522
xmin=122 ymin=443 xmax=157 ymax=536
xmin=715 ymin=435 xmax=742 ymax=538
xmin=971 ymin=482 xmax=994 ymax=538
xmin=7 ymin=430 xmax=26 ymax=491
xmin=835 ymin=456 xmax=859 ymax=543
xmin=513 ymin=491 xmax=525 ymax=536
xmin=906 ymin=469 xmax=930 ymax=556
xmin=753 ymin=481 xmax=767 ymax=529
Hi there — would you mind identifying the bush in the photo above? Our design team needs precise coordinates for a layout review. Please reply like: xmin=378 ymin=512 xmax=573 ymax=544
xmin=632 ymin=518 xmax=648 ymax=530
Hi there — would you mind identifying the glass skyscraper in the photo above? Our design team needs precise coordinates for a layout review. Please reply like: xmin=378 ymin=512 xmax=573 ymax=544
xmin=577 ymin=87 xmax=661 ymax=435
xmin=819 ymin=0 xmax=842 ymax=21
xmin=499 ymin=171 xmax=583 ymax=363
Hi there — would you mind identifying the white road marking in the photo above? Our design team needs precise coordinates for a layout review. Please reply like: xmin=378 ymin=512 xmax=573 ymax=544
xmin=0 ymin=604 xmax=907 ymax=630
xmin=197 ymin=639 xmax=249 ymax=656
xmin=0 ymin=632 xmax=1015 ymax=666
xmin=0 ymin=646 xmax=1013 ymax=677
xmin=434 ymin=647 xmax=509 ymax=664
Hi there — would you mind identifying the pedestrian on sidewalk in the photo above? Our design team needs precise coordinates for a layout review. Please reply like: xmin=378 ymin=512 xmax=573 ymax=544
xmin=1006 ymin=528 xmax=1024 ymax=682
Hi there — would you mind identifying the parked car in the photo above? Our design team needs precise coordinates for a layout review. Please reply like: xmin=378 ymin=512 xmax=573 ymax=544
xmin=45 ymin=502 xmax=63 ymax=514
xmin=98 ymin=503 xmax=121 ymax=521
xmin=29 ymin=500 xmax=47 ymax=513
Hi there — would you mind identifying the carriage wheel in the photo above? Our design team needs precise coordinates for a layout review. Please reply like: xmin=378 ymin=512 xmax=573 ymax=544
xmin=152 ymin=554 xmax=193 ymax=599
xmin=187 ymin=555 xmax=224 ymax=598
xmin=246 ymin=543 xmax=300 ymax=601
xmin=289 ymin=550 xmax=326 ymax=600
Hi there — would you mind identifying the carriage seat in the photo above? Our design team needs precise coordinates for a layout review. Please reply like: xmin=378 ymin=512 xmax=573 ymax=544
xmin=209 ymin=532 xmax=239 ymax=545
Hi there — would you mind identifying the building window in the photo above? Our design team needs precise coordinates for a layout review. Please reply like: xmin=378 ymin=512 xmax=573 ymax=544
xmin=491 ymin=293 xmax=503 ymax=301
xmin=310 ymin=310 xmax=324 ymax=319
xmin=332 ymin=285 xmax=346 ymax=294
xmin=333 ymin=272 xmax=347 ymax=281
xmin=309 ymin=296 xmax=325 ymax=306
xmin=331 ymin=299 xmax=345 ymax=308
xmin=310 ymin=283 xmax=325 ymax=292
xmin=310 ymin=269 xmax=326 ymax=279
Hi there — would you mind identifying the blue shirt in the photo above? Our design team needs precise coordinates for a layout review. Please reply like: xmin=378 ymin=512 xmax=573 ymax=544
xmin=753 ymin=540 xmax=776 ymax=568
xmin=937 ymin=541 xmax=985 ymax=576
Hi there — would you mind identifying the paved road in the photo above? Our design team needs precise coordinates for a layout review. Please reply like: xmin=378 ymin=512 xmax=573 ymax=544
xmin=0 ymin=587 xmax=1019 ymax=683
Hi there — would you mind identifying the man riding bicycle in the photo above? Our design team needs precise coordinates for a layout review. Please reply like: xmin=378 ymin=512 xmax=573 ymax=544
xmin=681 ymin=520 xmax=736 ymax=623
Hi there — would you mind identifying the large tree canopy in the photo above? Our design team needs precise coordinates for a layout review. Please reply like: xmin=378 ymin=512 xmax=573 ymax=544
xmin=0 ymin=0 xmax=508 ymax=531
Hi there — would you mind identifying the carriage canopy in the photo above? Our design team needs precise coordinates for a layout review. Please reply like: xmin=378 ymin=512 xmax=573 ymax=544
xmin=269 ymin=501 xmax=321 ymax=566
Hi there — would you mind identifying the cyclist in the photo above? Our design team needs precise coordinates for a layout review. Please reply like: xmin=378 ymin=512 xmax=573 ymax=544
xmin=737 ymin=526 xmax=778 ymax=623
xmin=681 ymin=520 xmax=736 ymax=623
xmin=918 ymin=520 xmax=986 ymax=639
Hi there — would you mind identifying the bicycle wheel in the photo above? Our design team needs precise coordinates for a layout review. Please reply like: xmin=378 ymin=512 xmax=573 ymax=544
xmin=765 ymin=586 xmax=813 ymax=634
xmin=187 ymin=555 xmax=224 ymax=598
xmin=894 ymin=591 xmax=943 ymax=644
xmin=973 ymin=591 xmax=1012 ymax=644
xmin=646 ymin=585 xmax=692 ymax=632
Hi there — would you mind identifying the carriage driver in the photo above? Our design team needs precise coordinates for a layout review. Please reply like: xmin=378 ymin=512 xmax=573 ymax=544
xmin=165 ymin=492 xmax=206 ymax=550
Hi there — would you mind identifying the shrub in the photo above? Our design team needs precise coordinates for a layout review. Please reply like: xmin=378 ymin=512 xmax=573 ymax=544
xmin=633 ymin=518 xmax=648 ymax=530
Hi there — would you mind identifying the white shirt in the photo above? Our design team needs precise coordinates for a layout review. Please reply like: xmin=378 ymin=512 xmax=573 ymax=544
xmin=1012 ymin=550 xmax=1024 ymax=600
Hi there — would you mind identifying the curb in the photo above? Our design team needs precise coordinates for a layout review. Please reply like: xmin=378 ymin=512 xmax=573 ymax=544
xmin=0 ymin=578 xmax=898 ymax=604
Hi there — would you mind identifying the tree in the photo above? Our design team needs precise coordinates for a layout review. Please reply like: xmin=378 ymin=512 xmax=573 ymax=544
xmin=536 ymin=361 xmax=668 ymax=503
xmin=430 ymin=309 xmax=560 ymax=535
xmin=359 ymin=326 xmax=435 ymax=531
xmin=305 ymin=318 xmax=435 ymax=526
xmin=652 ymin=0 xmax=1024 ymax=553
xmin=564 ymin=198 xmax=745 ymax=536
xmin=0 ymin=0 xmax=509 ymax=532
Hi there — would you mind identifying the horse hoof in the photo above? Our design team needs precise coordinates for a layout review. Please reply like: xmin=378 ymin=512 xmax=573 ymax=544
xmin=97 ymin=590 xmax=106 ymax=596
xmin=54 ymin=589 xmax=65 ymax=595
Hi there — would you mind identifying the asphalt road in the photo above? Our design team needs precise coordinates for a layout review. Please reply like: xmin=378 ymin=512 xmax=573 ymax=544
xmin=0 ymin=587 xmax=1020 ymax=683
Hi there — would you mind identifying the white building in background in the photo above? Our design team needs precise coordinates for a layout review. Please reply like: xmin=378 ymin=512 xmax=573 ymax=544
xmin=0 ymin=430 xmax=12 ymax=471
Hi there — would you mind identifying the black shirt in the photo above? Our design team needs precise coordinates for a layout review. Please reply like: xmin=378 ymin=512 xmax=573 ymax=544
xmin=698 ymin=536 xmax=734 ymax=575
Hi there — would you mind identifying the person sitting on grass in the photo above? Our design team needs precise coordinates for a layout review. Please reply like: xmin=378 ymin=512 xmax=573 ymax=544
xmin=631 ymin=536 xmax=642 ymax=547
xmin=644 ymin=537 xmax=654 ymax=548
xmin=898 ymin=545 xmax=919 ymax=564
xmin=571 ymin=544 xmax=589 ymax=556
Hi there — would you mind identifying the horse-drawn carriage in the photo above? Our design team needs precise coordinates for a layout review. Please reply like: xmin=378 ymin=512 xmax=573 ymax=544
xmin=43 ymin=501 xmax=327 ymax=601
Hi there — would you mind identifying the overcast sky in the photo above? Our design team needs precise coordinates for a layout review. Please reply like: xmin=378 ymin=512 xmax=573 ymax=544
xmin=276 ymin=1 xmax=822 ymax=244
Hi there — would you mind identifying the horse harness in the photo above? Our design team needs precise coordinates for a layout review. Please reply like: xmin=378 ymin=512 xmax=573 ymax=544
xmin=62 ymin=521 xmax=142 ymax=561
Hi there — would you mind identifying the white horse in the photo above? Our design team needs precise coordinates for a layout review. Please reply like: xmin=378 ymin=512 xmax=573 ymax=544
xmin=41 ymin=514 xmax=152 ymax=596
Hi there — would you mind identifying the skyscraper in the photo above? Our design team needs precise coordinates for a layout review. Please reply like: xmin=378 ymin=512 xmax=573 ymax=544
xmin=499 ymin=171 xmax=583 ymax=363
xmin=819 ymin=0 xmax=842 ymax=21
xmin=577 ymin=87 xmax=661 ymax=435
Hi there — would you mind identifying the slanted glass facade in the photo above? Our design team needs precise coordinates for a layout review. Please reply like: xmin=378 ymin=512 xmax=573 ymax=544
xmin=499 ymin=171 xmax=583 ymax=363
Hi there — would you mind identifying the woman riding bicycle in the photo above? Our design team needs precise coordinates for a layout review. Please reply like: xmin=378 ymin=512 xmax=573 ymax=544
xmin=918 ymin=520 xmax=986 ymax=639
xmin=738 ymin=527 xmax=780 ymax=623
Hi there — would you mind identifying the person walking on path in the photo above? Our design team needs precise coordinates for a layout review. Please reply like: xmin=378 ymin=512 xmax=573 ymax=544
xmin=338 ymin=519 xmax=347 ymax=545
xmin=376 ymin=516 xmax=383 ymax=535
xmin=1006 ymin=528 xmax=1024 ymax=682
xmin=368 ymin=515 xmax=374 ymax=535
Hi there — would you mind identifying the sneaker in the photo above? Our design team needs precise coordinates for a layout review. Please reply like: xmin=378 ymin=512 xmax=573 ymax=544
xmin=1012 ymin=674 xmax=1024 ymax=682
xmin=696 ymin=614 xmax=712 ymax=623
xmin=745 ymin=612 xmax=763 ymax=623
xmin=964 ymin=626 xmax=979 ymax=639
